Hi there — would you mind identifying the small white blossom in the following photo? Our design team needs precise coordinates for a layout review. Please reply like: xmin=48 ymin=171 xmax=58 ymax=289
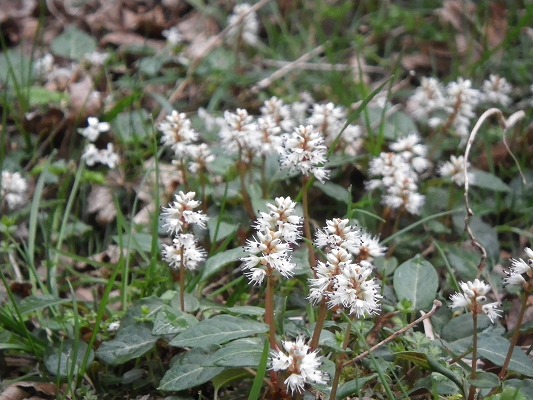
xmin=261 ymin=96 xmax=294 ymax=132
xmin=279 ymin=125 xmax=330 ymax=183
xmin=227 ymin=3 xmax=259 ymax=46
xmin=481 ymin=75 xmax=512 ymax=107
xmin=34 ymin=53 xmax=55 ymax=78
xmin=270 ymin=337 xmax=328 ymax=394
xmin=161 ymin=191 xmax=208 ymax=235
xmin=254 ymin=196 xmax=302 ymax=244
xmin=162 ymin=26 xmax=183 ymax=46
xmin=99 ymin=143 xmax=120 ymax=169
xmin=314 ymin=218 xmax=361 ymax=253
xmin=79 ymin=117 xmax=110 ymax=142
xmin=219 ymin=108 xmax=260 ymax=160
xmin=256 ymin=116 xmax=283 ymax=156
xmin=407 ymin=77 xmax=446 ymax=122
xmin=353 ymin=231 xmax=387 ymax=265
xmin=158 ymin=110 xmax=198 ymax=158
xmin=439 ymin=155 xmax=474 ymax=187
xmin=390 ymin=133 xmax=431 ymax=174
xmin=505 ymin=247 xmax=533 ymax=289
xmin=445 ymin=78 xmax=481 ymax=140
xmin=162 ymin=233 xmax=207 ymax=271
xmin=82 ymin=143 xmax=101 ymax=166
xmin=1 ymin=171 xmax=28 ymax=210
xmin=187 ymin=143 xmax=215 ymax=174
xmin=449 ymin=279 xmax=500 ymax=323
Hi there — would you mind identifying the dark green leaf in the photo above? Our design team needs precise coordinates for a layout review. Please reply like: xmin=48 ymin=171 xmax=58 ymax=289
xmin=44 ymin=339 xmax=93 ymax=377
xmin=152 ymin=305 xmax=198 ymax=336
xmin=469 ymin=371 xmax=500 ymax=388
xmin=96 ymin=323 xmax=157 ymax=365
xmin=201 ymin=247 xmax=245 ymax=282
xmin=169 ymin=315 xmax=268 ymax=348
xmin=208 ymin=338 xmax=264 ymax=367
xmin=393 ymin=255 xmax=438 ymax=311
xmin=477 ymin=335 xmax=533 ymax=377
xmin=314 ymin=181 xmax=351 ymax=205
xmin=471 ymin=170 xmax=511 ymax=192
xmin=51 ymin=26 xmax=97 ymax=61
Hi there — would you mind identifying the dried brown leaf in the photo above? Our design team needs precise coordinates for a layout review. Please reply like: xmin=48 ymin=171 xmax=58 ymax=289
xmin=69 ymin=76 xmax=102 ymax=117
xmin=485 ymin=3 xmax=507 ymax=52
xmin=87 ymin=185 xmax=117 ymax=225
xmin=100 ymin=32 xmax=166 ymax=52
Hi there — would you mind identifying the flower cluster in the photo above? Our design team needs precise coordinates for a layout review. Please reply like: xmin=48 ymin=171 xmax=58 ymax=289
xmin=270 ymin=337 xmax=328 ymax=394
xmin=1 ymin=171 xmax=29 ymax=211
xmin=505 ymin=247 xmax=533 ymax=291
xmin=449 ymin=279 xmax=501 ymax=323
xmin=79 ymin=117 xmax=120 ymax=169
xmin=438 ymin=155 xmax=474 ymax=187
xmin=227 ymin=3 xmax=259 ymax=46
xmin=241 ymin=197 xmax=302 ymax=285
xmin=161 ymin=191 xmax=208 ymax=271
xmin=309 ymin=219 xmax=383 ymax=317
xmin=365 ymin=134 xmax=428 ymax=215
xmin=279 ymin=125 xmax=330 ymax=183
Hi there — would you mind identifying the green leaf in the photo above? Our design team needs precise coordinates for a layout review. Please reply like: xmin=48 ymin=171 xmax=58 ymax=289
xmin=112 ymin=110 xmax=151 ymax=144
xmin=393 ymin=255 xmax=438 ymax=311
xmin=51 ymin=26 xmax=97 ymax=61
xmin=201 ymin=247 xmax=245 ymax=282
xmin=336 ymin=374 xmax=377 ymax=399
xmin=169 ymin=291 xmax=200 ymax=313
xmin=441 ymin=313 xmax=493 ymax=342
xmin=503 ymin=379 xmax=533 ymax=399
xmin=452 ymin=214 xmax=499 ymax=261
xmin=0 ymin=50 xmax=33 ymax=88
xmin=212 ymin=369 xmax=251 ymax=393
xmin=208 ymin=217 xmax=238 ymax=243
xmin=471 ymin=170 xmax=511 ymax=192
xmin=96 ymin=323 xmax=157 ymax=365
xmin=226 ymin=305 xmax=265 ymax=316
xmin=394 ymin=351 xmax=430 ymax=369
xmin=469 ymin=371 xmax=500 ymax=389
xmin=169 ymin=315 xmax=268 ymax=348
xmin=19 ymin=295 xmax=71 ymax=315
xmin=314 ymin=181 xmax=351 ymax=205
xmin=27 ymin=86 xmax=69 ymax=107
xmin=477 ymin=335 xmax=533 ymax=377
xmin=152 ymin=305 xmax=198 ymax=336
xmin=207 ymin=338 xmax=264 ymax=367
xmin=158 ymin=347 xmax=223 ymax=392
xmin=44 ymin=339 xmax=94 ymax=377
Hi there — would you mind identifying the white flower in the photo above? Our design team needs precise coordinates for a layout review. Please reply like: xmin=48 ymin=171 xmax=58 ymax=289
xmin=162 ymin=233 xmax=207 ymax=271
xmin=353 ymin=231 xmax=386 ymax=264
xmin=99 ymin=143 xmax=120 ymax=169
xmin=505 ymin=247 xmax=533 ymax=288
xmin=254 ymin=197 xmax=302 ymax=244
xmin=407 ymin=77 xmax=446 ymax=122
xmin=390 ymin=133 xmax=431 ymax=174
xmin=82 ymin=51 xmax=109 ymax=66
xmin=439 ymin=155 xmax=474 ymax=186
xmin=187 ymin=143 xmax=215 ymax=174
xmin=79 ymin=117 xmax=110 ymax=142
xmin=34 ymin=53 xmax=55 ymax=78
xmin=227 ymin=3 xmax=259 ymax=46
xmin=449 ymin=279 xmax=500 ymax=322
xmin=261 ymin=96 xmax=294 ymax=132
xmin=382 ymin=174 xmax=425 ymax=215
xmin=270 ymin=337 xmax=328 ymax=394
xmin=158 ymin=110 xmax=198 ymax=158
xmin=1 ymin=171 xmax=28 ymax=210
xmin=219 ymin=108 xmax=260 ymax=160
xmin=256 ymin=116 xmax=283 ymax=156
xmin=162 ymin=26 xmax=183 ymax=46
xmin=314 ymin=218 xmax=361 ymax=252
xmin=481 ymin=75 xmax=512 ymax=107
xmin=279 ymin=125 xmax=330 ymax=183
xmin=161 ymin=191 xmax=208 ymax=235
xmin=445 ymin=78 xmax=481 ymax=140
xmin=82 ymin=143 xmax=100 ymax=166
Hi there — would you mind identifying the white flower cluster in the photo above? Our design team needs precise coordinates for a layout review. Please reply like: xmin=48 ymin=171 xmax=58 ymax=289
xmin=366 ymin=133 xmax=429 ymax=215
xmin=438 ymin=155 xmax=474 ymax=187
xmin=449 ymin=279 xmax=501 ymax=323
xmin=270 ymin=337 xmax=328 ymax=394
xmin=279 ymin=125 xmax=330 ymax=183
xmin=1 ymin=171 xmax=29 ymax=210
xmin=408 ymin=75 xmax=513 ymax=142
xmin=241 ymin=197 xmax=302 ymax=285
xmin=79 ymin=117 xmax=120 ymax=169
xmin=161 ymin=191 xmax=208 ymax=271
xmin=159 ymin=110 xmax=215 ymax=176
xmin=505 ymin=247 xmax=533 ymax=289
xmin=227 ymin=3 xmax=259 ymax=46
xmin=309 ymin=219 xmax=384 ymax=317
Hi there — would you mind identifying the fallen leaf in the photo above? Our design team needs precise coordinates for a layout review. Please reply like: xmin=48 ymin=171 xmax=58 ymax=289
xmin=87 ymin=185 xmax=117 ymax=225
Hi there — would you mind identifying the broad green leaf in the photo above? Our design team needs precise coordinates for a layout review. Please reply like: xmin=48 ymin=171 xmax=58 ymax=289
xmin=504 ymin=379 xmax=533 ymax=399
xmin=152 ymin=305 xmax=198 ymax=336
xmin=112 ymin=110 xmax=151 ymax=143
xmin=96 ymin=323 xmax=157 ymax=365
xmin=314 ymin=181 xmax=351 ymax=205
xmin=169 ymin=315 xmax=268 ymax=348
xmin=19 ymin=295 xmax=71 ymax=315
xmin=0 ymin=50 xmax=33 ymax=88
xmin=212 ymin=369 xmax=251 ymax=393
xmin=469 ymin=371 xmax=500 ymax=388
xmin=394 ymin=351 xmax=430 ymax=369
xmin=336 ymin=374 xmax=377 ymax=399
xmin=471 ymin=170 xmax=510 ymax=192
xmin=441 ymin=313 xmax=493 ymax=342
xmin=208 ymin=338 xmax=264 ymax=367
xmin=51 ymin=26 xmax=97 ymax=61
xmin=477 ymin=335 xmax=533 ymax=377
xmin=159 ymin=347 xmax=223 ymax=392
xmin=201 ymin=247 xmax=245 ymax=282
xmin=169 ymin=290 xmax=200 ymax=313
xmin=452 ymin=214 xmax=499 ymax=261
xmin=393 ymin=255 xmax=438 ymax=311
xmin=44 ymin=340 xmax=93 ymax=377
xmin=226 ymin=305 xmax=265 ymax=316
xmin=208 ymin=217 xmax=238 ymax=243
xmin=446 ymin=245 xmax=478 ymax=281
xmin=27 ymin=86 xmax=69 ymax=106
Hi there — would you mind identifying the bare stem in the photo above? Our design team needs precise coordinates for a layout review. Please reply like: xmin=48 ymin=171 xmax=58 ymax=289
xmin=302 ymin=176 xmax=316 ymax=269
xmin=343 ymin=300 xmax=442 ymax=368
xmin=265 ymin=271 xmax=277 ymax=350
xmin=179 ymin=258 xmax=185 ymax=312
xmin=330 ymin=321 xmax=352 ymax=400
xmin=499 ymin=292 xmax=528 ymax=379
xmin=467 ymin=312 xmax=478 ymax=400
xmin=310 ymin=301 xmax=328 ymax=350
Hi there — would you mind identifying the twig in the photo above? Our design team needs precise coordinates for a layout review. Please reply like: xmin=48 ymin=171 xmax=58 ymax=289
xmin=157 ymin=0 xmax=272 ymax=122
xmin=463 ymin=108 xmax=525 ymax=272
xmin=261 ymin=59 xmax=386 ymax=74
xmin=248 ymin=44 xmax=325 ymax=95
xmin=342 ymin=300 xmax=442 ymax=368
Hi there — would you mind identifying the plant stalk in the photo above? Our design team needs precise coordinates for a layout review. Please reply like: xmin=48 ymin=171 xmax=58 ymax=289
xmin=329 ymin=321 xmax=352 ymax=400
xmin=499 ymin=292 xmax=528 ymax=379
